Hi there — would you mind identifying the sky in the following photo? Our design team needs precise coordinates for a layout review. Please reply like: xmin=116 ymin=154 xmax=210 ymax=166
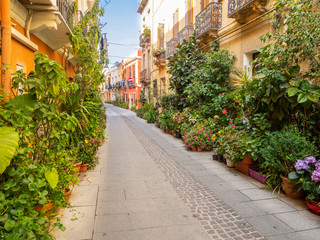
xmin=100 ymin=0 xmax=141 ymax=67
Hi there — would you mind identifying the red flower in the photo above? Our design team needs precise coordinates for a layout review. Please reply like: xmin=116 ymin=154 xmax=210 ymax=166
xmin=222 ymin=109 xmax=227 ymax=114
xmin=229 ymin=121 xmax=232 ymax=124
xmin=216 ymin=132 xmax=219 ymax=135
xmin=220 ymin=93 xmax=223 ymax=96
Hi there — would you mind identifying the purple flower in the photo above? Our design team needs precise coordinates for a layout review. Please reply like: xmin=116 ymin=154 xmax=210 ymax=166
xmin=315 ymin=161 xmax=320 ymax=170
xmin=304 ymin=156 xmax=317 ymax=164
xmin=294 ymin=159 xmax=310 ymax=170
xmin=311 ymin=169 xmax=320 ymax=182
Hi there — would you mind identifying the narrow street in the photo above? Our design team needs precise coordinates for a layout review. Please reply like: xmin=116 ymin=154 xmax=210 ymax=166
xmin=55 ymin=105 xmax=320 ymax=240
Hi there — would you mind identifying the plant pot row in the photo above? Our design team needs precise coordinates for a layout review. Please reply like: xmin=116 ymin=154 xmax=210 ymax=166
xmin=73 ymin=162 xmax=89 ymax=174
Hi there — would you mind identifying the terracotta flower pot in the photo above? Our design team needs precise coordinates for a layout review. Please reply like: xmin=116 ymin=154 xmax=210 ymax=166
xmin=280 ymin=175 xmax=304 ymax=199
xmin=196 ymin=146 xmax=202 ymax=152
xmin=306 ymin=199 xmax=320 ymax=215
xmin=80 ymin=163 xmax=89 ymax=172
xmin=192 ymin=146 xmax=197 ymax=151
xmin=73 ymin=162 xmax=82 ymax=174
xmin=64 ymin=188 xmax=72 ymax=202
xmin=35 ymin=202 xmax=55 ymax=217
xmin=235 ymin=153 xmax=254 ymax=175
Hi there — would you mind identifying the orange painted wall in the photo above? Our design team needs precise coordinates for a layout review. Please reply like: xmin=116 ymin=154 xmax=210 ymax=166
xmin=10 ymin=18 xmax=75 ymax=77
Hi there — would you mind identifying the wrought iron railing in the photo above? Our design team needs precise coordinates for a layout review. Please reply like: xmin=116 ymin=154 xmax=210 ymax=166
xmin=57 ymin=0 xmax=73 ymax=30
xmin=177 ymin=25 xmax=194 ymax=44
xmin=195 ymin=2 xmax=222 ymax=39
xmin=166 ymin=38 xmax=178 ymax=58
xmin=128 ymin=79 xmax=136 ymax=87
xmin=140 ymin=69 xmax=151 ymax=84
xmin=228 ymin=0 xmax=253 ymax=16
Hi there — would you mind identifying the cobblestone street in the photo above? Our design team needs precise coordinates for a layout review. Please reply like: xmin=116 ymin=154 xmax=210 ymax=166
xmin=55 ymin=105 xmax=320 ymax=240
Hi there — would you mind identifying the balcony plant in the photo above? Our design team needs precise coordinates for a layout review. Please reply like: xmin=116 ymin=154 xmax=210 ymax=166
xmin=289 ymin=156 xmax=320 ymax=214
xmin=152 ymin=48 xmax=165 ymax=57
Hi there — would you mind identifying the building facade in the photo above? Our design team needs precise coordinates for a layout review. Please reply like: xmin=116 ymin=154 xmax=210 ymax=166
xmin=137 ymin=0 xmax=275 ymax=101
xmin=121 ymin=50 xmax=142 ymax=109
xmin=0 ymin=0 xmax=94 ymax=98
xmin=102 ymin=62 xmax=122 ymax=102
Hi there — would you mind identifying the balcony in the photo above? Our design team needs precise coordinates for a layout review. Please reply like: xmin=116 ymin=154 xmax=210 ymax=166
xmin=57 ymin=0 xmax=73 ymax=30
xmin=139 ymin=28 xmax=151 ymax=48
xmin=140 ymin=69 xmax=151 ymax=85
xmin=195 ymin=2 xmax=222 ymax=42
xmin=153 ymin=49 xmax=166 ymax=68
xmin=177 ymin=25 xmax=194 ymax=44
xmin=228 ymin=0 xmax=267 ymax=23
xmin=128 ymin=78 xmax=137 ymax=88
xmin=166 ymin=38 xmax=178 ymax=58
xmin=19 ymin=0 xmax=73 ymax=50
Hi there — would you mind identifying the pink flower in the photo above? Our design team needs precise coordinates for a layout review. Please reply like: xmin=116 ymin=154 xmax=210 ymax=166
xmin=180 ymin=98 xmax=183 ymax=101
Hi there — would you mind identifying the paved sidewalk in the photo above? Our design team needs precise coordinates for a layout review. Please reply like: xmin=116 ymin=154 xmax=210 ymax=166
xmin=53 ymin=105 xmax=320 ymax=240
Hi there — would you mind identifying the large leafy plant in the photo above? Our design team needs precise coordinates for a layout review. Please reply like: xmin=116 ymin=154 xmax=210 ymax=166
xmin=0 ymin=127 xmax=19 ymax=174
xmin=245 ymin=0 xmax=320 ymax=136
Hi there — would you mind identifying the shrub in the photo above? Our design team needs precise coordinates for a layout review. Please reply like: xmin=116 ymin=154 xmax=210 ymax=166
xmin=258 ymin=129 xmax=318 ymax=191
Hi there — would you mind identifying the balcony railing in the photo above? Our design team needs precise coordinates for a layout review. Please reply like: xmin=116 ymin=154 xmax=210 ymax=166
xmin=195 ymin=2 xmax=222 ymax=39
xmin=177 ymin=25 xmax=194 ymax=44
xmin=139 ymin=30 xmax=151 ymax=48
xmin=128 ymin=79 xmax=137 ymax=87
xmin=166 ymin=38 xmax=178 ymax=58
xmin=228 ymin=0 xmax=267 ymax=19
xmin=140 ymin=69 xmax=151 ymax=85
xmin=57 ymin=0 xmax=73 ymax=30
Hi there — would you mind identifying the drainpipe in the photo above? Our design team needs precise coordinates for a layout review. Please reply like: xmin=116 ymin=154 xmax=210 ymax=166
xmin=1 ymin=0 xmax=12 ymax=101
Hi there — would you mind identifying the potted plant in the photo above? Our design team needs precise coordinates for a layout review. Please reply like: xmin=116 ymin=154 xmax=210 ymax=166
xmin=258 ymin=130 xmax=318 ymax=197
xmin=289 ymin=156 xmax=320 ymax=215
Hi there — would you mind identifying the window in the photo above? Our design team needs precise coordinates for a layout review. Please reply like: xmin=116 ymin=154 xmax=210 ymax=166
xmin=16 ymin=65 xmax=24 ymax=95
xmin=132 ymin=64 xmax=135 ymax=79
xmin=243 ymin=51 xmax=260 ymax=76
xmin=173 ymin=9 xmax=179 ymax=38
xmin=186 ymin=0 xmax=193 ymax=25
xmin=158 ymin=23 xmax=165 ymax=48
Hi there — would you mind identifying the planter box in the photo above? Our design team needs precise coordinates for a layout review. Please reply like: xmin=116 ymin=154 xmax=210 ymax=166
xmin=248 ymin=167 xmax=267 ymax=184
xmin=235 ymin=154 xmax=254 ymax=175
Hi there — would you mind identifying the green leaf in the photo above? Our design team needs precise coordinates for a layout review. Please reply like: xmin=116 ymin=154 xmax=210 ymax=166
xmin=4 ymin=220 xmax=16 ymax=231
xmin=289 ymin=65 xmax=300 ymax=77
xmin=45 ymin=168 xmax=59 ymax=189
xmin=0 ymin=214 xmax=8 ymax=222
xmin=307 ymin=94 xmax=318 ymax=102
xmin=288 ymin=172 xmax=299 ymax=180
xmin=8 ymin=94 xmax=36 ymax=110
xmin=287 ymin=87 xmax=299 ymax=97
xmin=297 ymin=93 xmax=308 ymax=103
xmin=255 ymin=73 xmax=266 ymax=79
xmin=0 ymin=127 xmax=19 ymax=174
